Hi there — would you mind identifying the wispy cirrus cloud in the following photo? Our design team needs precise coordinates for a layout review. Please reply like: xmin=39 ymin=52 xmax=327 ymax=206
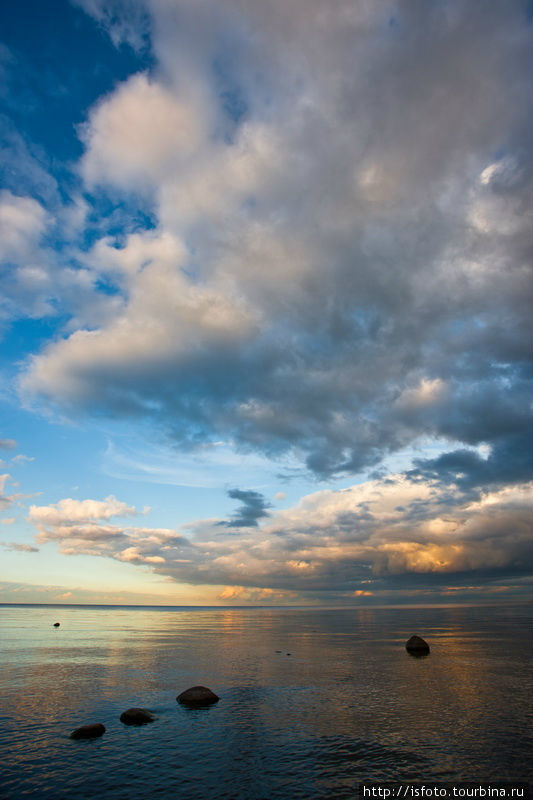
xmin=0 ymin=474 xmax=16 ymax=511
xmin=1 ymin=541 xmax=39 ymax=553
xmin=71 ymin=0 xmax=150 ymax=51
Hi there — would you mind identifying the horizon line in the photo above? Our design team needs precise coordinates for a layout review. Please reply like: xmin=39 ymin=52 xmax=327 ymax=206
xmin=1 ymin=600 xmax=530 ymax=610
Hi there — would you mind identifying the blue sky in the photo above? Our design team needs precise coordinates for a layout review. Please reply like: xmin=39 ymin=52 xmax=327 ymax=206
xmin=1 ymin=0 xmax=532 ymax=606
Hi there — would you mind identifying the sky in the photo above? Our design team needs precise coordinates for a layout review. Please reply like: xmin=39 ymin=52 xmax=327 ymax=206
xmin=1 ymin=0 xmax=532 ymax=607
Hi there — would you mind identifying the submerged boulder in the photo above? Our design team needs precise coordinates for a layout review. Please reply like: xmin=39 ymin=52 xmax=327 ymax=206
xmin=177 ymin=686 xmax=219 ymax=707
xmin=405 ymin=635 xmax=430 ymax=655
xmin=53 ymin=622 xmax=60 ymax=627
xmin=120 ymin=708 xmax=155 ymax=725
xmin=70 ymin=723 xmax=106 ymax=740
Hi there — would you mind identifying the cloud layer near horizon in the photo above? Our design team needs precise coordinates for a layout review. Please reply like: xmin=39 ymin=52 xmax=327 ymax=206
xmin=13 ymin=0 xmax=532 ymax=481
xmin=29 ymin=474 xmax=533 ymax=597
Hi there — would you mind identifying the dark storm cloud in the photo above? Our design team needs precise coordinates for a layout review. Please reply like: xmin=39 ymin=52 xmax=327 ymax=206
xmin=410 ymin=430 xmax=533 ymax=496
xmin=222 ymin=488 xmax=271 ymax=528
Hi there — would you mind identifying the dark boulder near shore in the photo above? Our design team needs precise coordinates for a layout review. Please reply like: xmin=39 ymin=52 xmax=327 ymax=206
xmin=70 ymin=723 xmax=106 ymax=740
xmin=177 ymin=686 xmax=219 ymax=707
xmin=405 ymin=635 xmax=430 ymax=655
xmin=120 ymin=708 xmax=155 ymax=725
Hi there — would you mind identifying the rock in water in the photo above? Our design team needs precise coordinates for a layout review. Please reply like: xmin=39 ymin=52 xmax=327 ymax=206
xmin=70 ymin=723 xmax=106 ymax=740
xmin=53 ymin=622 xmax=60 ymax=627
xmin=405 ymin=635 xmax=430 ymax=655
xmin=120 ymin=708 xmax=154 ymax=725
xmin=177 ymin=686 xmax=219 ymax=707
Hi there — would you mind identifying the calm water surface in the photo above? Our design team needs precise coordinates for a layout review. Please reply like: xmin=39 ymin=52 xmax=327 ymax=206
xmin=1 ymin=604 xmax=532 ymax=799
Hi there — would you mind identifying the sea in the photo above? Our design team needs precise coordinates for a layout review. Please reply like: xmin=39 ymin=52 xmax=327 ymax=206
xmin=0 ymin=603 xmax=532 ymax=799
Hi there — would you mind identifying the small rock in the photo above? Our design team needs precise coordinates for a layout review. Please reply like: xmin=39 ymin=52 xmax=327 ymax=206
xmin=405 ymin=635 xmax=430 ymax=655
xmin=177 ymin=686 xmax=219 ymax=707
xmin=120 ymin=708 xmax=154 ymax=725
xmin=53 ymin=622 xmax=60 ymax=627
xmin=70 ymin=723 xmax=105 ymax=740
